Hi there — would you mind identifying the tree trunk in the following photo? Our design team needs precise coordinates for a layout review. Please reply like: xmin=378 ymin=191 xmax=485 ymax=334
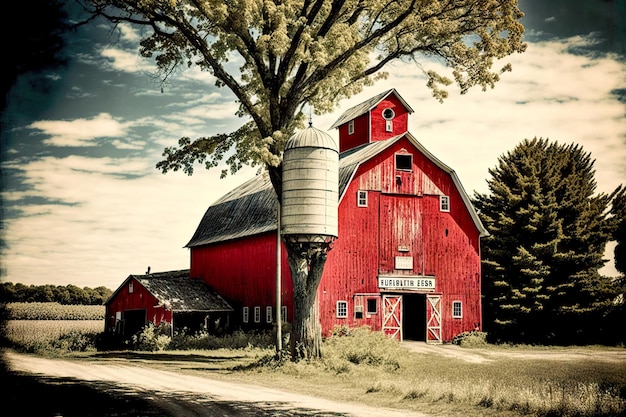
xmin=286 ymin=242 xmax=329 ymax=361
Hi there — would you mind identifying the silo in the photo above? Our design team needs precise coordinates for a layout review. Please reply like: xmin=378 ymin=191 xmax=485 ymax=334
xmin=281 ymin=126 xmax=339 ymax=245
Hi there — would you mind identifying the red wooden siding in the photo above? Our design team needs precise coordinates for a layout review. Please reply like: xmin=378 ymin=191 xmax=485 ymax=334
xmin=370 ymin=95 xmax=409 ymax=142
xmin=105 ymin=278 xmax=171 ymax=332
xmin=338 ymin=113 xmax=370 ymax=153
xmin=190 ymin=233 xmax=293 ymax=324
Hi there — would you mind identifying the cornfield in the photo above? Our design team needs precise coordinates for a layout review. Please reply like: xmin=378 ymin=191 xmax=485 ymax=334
xmin=3 ymin=302 xmax=104 ymax=320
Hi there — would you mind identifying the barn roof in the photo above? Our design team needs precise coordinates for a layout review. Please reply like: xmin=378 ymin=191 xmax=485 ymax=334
xmin=329 ymin=88 xmax=415 ymax=129
xmin=186 ymin=133 xmax=487 ymax=248
xmin=105 ymin=269 xmax=233 ymax=312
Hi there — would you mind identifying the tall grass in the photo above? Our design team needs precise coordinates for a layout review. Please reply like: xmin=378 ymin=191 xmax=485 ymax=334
xmin=3 ymin=320 xmax=103 ymax=354
xmin=248 ymin=326 xmax=626 ymax=417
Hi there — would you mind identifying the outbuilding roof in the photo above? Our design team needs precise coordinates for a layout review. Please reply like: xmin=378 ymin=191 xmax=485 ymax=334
xmin=105 ymin=269 xmax=233 ymax=312
xmin=329 ymin=88 xmax=414 ymax=129
xmin=186 ymin=133 xmax=487 ymax=249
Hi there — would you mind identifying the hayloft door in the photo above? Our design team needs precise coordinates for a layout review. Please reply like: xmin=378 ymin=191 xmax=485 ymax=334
xmin=382 ymin=295 xmax=402 ymax=340
xmin=426 ymin=294 xmax=442 ymax=344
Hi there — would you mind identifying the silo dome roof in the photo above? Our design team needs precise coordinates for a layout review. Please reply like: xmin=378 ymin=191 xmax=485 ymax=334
xmin=284 ymin=126 xmax=338 ymax=152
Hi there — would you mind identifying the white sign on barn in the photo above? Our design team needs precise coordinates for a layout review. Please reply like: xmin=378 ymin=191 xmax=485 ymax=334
xmin=378 ymin=276 xmax=436 ymax=291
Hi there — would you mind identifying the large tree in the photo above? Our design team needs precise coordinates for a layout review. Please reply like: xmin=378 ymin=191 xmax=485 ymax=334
xmin=78 ymin=0 xmax=526 ymax=359
xmin=474 ymin=138 xmax=625 ymax=344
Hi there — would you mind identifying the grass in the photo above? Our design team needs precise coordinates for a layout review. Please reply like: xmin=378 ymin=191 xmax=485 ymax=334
xmin=2 ymin=319 xmax=625 ymax=417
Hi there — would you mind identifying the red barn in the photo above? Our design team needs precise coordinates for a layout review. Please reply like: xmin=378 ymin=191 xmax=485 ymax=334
xmin=187 ymin=89 xmax=488 ymax=343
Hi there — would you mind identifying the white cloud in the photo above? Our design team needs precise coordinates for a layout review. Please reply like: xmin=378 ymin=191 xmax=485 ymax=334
xmin=100 ymin=47 xmax=155 ymax=73
xmin=2 ymin=155 xmax=256 ymax=289
xmin=30 ymin=113 xmax=130 ymax=147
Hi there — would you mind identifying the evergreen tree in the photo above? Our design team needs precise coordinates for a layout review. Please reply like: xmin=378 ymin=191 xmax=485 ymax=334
xmin=474 ymin=138 xmax=624 ymax=344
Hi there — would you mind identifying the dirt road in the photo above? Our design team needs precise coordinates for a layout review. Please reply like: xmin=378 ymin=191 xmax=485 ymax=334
xmin=5 ymin=351 xmax=428 ymax=417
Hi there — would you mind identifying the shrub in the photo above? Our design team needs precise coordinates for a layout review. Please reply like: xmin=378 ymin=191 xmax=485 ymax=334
xmin=128 ymin=323 xmax=171 ymax=351
xmin=452 ymin=331 xmax=488 ymax=347
xmin=323 ymin=326 xmax=402 ymax=371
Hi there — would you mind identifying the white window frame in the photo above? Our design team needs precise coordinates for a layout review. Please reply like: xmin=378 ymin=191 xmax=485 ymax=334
xmin=336 ymin=301 xmax=348 ymax=318
xmin=128 ymin=281 xmax=134 ymax=293
xmin=242 ymin=306 xmax=249 ymax=323
xmin=348 ymin=120 xmax=354 ymax=135
xmin=266 ymin=306 xmax=273 ymax=323
xmin=367 ymin=298 xmax=378 ymax=315
xmin=440 ymin=195 xmax=450 ymax=212
xmin=385 ymin=120 xmax=393 ymax=132
xmin=452 ymin=301 xmax=463 ymax=318
xmin=254 ymin=306 xmax=261 ymax=323
xmin=357 ymin=190 xmax=368 ymax=207
xmin=281 ymin=306 xmax=287 ymax=322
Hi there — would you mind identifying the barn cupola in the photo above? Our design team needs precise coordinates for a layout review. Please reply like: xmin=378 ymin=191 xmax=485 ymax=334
xmin=329 ymin=88 xmax=414 ymax=153
xmin=281 ymin=126 xmax=339 ymax=249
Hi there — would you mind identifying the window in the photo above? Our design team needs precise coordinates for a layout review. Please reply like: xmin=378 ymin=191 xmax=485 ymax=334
xmin=382 ymin=108 xmax=395 ymax=120
xmin=266 ymin=306 xmax=273 ymax=323
xmin=440 ymin=195 xmax=450 ymax=212
xmin=242 ymin=307 xmax=249 ymax=323
xmin=452 ymin=301 xmax=462 ymax=318
xmin=395 ymin=153 xmax=412 ymax=171
xmin=281 ymin=306 xmax=287 ymax=322
xmin=367 ymin=298 xmax=378 ymax=314
xmin=354 ymin=305 xmax=363 ymax=319
xmin=254 ymin=306 xmax=261 ymax=323
xmin=128 ymin=281 xmax=134 ymax=294
xmin=357 ymin=190 xmax=368 ymax=207
xmin=348 ymin=120 xmax=354 ymax=135
xmin=336 ymin=301 xmax=348 ymax=318
xmin=385 ymin=120 xmax=393 ymax=132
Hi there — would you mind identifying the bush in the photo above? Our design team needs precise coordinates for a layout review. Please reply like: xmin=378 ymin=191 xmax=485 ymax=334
xmin=323 ymin=326 xmax=402 ymax=371
xmin=128 ymin=323 xmax=171 ymax=351
xmin=451 ymin=331 xmax=488 ymax=347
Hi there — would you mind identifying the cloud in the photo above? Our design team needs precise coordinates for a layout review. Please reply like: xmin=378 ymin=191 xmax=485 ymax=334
xmin=100 ymin=47 xmax=155 ymax=73
xmin=1 ymin=155 xmax=257 ymax=289
xmin=28 ymin=113 xmax=131 ymax=147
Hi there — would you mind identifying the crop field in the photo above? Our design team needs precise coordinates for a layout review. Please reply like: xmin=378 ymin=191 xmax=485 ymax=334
xmin=3 ymin=302 xmax=105 ymax=320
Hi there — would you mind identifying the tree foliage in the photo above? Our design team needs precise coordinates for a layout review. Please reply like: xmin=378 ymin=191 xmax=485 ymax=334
xmin=79 ymin=0 xmax=526 ymax=186
xmin=473 ymin=138 xmax=625 ymax=344
xmin=0 ymin=282 xmax=112 ymax=305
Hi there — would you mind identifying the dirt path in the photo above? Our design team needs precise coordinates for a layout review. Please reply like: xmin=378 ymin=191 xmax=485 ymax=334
xmin=5 ymin=351 xmax=429 ymax=417
xmin=401 ymin=341 xmax=626 ymax=364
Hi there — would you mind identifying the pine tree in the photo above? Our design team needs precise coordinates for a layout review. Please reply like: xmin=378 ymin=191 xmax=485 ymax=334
xmin=474 ymin=138 xmax=624 ymax=344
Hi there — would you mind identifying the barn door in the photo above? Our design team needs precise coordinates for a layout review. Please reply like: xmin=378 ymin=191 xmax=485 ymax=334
xmin=382 ymin=295 xmax=402 ymax=340
xmin=426 ymin=294 xmax=442 ymax=344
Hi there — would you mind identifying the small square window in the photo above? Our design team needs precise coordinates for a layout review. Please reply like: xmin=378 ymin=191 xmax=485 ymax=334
xmin=348 ymin=120 xmax=354 ymax=135
xmin=242 ymin=307 xmax=249 ymax=323
xmin=254 ymin=306 xmax=261 ymax=323
xmin=357 ymin=190 xmax=368 ymax=207
xmin=395 ymin=154 xmax=412 ymax=171
xmin=336 ymin=301 xmax=348 ymax=318
xmin=266 ymin=306 xmax=273 ymax=323
xmin=440 ymin=195 xmax=450 ymax=212
xmin=452 ymin=301 xmax=462 ymax=318
xmin=367 ymin=298 xmax=378 ymax=314
xmin=281 ymin=306 xmax=287 ymax=322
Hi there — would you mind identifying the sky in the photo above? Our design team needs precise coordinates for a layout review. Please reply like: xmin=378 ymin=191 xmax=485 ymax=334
xmin=1 ymin=0 xmax=625 ymax=290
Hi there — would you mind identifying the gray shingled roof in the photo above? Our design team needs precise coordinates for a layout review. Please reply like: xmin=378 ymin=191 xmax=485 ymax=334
xmin=329 ymin=88 xmax=415 ymax=129
xmin=106 ymin=269 xmax=233 ymax=312
xmin=186 ymin=133 xmax=487 ymax=249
